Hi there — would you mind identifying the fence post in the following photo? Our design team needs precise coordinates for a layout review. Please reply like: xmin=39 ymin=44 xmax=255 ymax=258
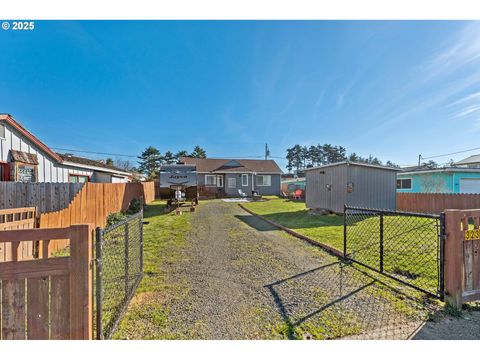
xmin=439 ymin=212 xmax=446 ymax=301
xmin=95 ymin=227 xmax=104 ymax=340
xmin=379 ymin=212 xmax=384 ymax=273
xmin=139 ymin=211 xmax=144 ymax=274
xmin=124 ymin=221 xmax=129 ymax=301
xmin=69 ymin=224 xmax=94 ymax=340
xmin=343 ymin=204 xmax=347 ymax=259
xmin=444 ymin=210 xmax=464 ymax=309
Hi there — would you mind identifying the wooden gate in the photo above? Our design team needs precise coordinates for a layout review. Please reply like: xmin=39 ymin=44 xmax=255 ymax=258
xmin=0 ymin=224 xmax=94 ymax=339
xmin=0 ymin=207 xmax=37 ymax=262
xmin=444 ymin=209 xmax=480 ymax=309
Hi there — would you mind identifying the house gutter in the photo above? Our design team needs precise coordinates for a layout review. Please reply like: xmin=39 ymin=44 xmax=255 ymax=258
xmin=62 ymin=161 xmax=132 ymax=176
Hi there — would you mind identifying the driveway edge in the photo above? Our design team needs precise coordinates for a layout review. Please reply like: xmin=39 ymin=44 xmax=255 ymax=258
xmin=238 ymin=203 xmax=345 ymax=259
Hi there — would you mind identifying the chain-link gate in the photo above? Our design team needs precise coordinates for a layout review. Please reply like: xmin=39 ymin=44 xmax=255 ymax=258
xmin=344 ymin=205 xmax=445 ymax=298
xmin=95 ymin=211 xmax=144 ymax=339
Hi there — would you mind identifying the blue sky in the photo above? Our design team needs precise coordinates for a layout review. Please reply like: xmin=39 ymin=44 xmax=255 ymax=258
xmin=1 ymin=20 xmax=479 ymax=170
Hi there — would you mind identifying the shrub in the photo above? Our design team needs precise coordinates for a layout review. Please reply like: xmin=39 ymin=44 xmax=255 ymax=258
xmin=126 ymin=197 xmax=142 ymax=215
xmin=106 ymin=212 xmax=128 ymax=227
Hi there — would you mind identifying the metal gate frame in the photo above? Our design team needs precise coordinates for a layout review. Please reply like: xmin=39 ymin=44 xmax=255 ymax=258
xmin=344 ymin=205 xmax=445 ymax=299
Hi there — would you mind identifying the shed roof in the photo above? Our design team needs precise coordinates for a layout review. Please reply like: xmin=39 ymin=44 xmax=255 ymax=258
xmin=304 ymin=161 xmax=400 ymax=172
xmin=179 ymin=157 xmax=283 ymax=174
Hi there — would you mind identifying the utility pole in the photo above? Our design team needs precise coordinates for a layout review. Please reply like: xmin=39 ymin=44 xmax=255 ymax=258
xmin=418 ymin=154 xmax=422 ymax=167
xmin=265 ymin=143 xmax=270 ymax=160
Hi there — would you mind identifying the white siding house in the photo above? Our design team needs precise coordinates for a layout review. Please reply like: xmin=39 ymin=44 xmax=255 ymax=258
xmin=0 ymin=114 xmax=132 ymax=183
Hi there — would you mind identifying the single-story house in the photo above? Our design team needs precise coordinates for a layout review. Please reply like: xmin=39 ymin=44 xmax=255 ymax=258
xmin=179 ymin=156 xmax=282 ymax=197
xmin=397 ymin=167 xmax=480 ymax=194
xmin=0 ymin=114 xmax=132 ymax=183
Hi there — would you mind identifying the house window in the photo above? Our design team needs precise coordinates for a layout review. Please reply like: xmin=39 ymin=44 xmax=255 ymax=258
xmin=69 ymin=175 xmax=89 ymax=183
xmin=217 ymin=175 xmax=223 ymax=187
xmin=397 ymin=178 xmax=412 ymax=189
xmin=205 ymin=175 xmax=217 ymax=186
xmin=257 ymin=175 xmax=271 ymax=186
xmin=0 ymin=124 xmax=5 ymax=139
xmin=228 ymin=177 xmax=236 ymax=188
xmin=18 ymin=165 xmax=36 ymax=182
xmin=241 ymin=174 xmax=248 ymax=186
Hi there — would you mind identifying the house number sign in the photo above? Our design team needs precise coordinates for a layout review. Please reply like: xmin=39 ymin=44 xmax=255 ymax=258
xmin=464 ymin=229 xmax=480 ymax=241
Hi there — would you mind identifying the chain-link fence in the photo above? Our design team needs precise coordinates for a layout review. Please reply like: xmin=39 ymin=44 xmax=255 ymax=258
xmin=344 ymin=205 xmax=444 ymax=298
xmin=96 ymin=210 xmax=144 ymax=339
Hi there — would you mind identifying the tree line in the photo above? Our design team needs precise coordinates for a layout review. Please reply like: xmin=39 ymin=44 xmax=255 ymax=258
xmin=136 ymin=145 xmax=206 ymax=180
xmin=285 ymin=144 xmax=400 ymax=172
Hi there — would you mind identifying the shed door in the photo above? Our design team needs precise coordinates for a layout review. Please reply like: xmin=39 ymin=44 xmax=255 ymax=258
xmin=325 ymin=170 xmax=333 ymax=210
xmin=459 ymin=178 xmax=480 ymax=194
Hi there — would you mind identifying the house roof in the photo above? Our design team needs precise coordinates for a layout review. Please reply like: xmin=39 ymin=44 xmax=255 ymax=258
xmin=10 ymin=150 xmax=39 ymax=165
xmin=179 ymin=157 xmax=283 ymax=174
xmin=399 ymin=167 xmax=480 ymax=176
xmin=57 ymin=153 xmax=132 ymax=176
xmin=0 ymin=114 xmax=63 ymax=162
xmin=304 ymin=161 xmax=400 ymax=172
xmin=454 ymin=154 xmax=480 ymax=165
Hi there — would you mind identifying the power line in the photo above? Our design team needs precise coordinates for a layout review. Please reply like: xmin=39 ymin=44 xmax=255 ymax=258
xmin=51 ymin=147 xmax=138 ymax=158
xmin=421 ymin=146 xmax=480 ymax=160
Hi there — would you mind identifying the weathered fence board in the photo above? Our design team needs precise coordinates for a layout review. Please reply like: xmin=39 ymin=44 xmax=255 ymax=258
xmin=397 ymin=193 xmax=480 ymax=214
xmin=0 ymin=182 xmax=84 ymax=212
xmin=444 ymin=209 xmax=480 ymax=309
xmin=0 ymin=224 xmax=94 ymax=340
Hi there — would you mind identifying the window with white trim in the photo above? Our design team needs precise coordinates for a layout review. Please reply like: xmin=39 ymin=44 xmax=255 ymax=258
xmin=228 ymin=177 xmax=236 ymax=188
xmin=241 ymin=174 xmax=248 ymax=186
xmin=0 ymin=124 xmax=5 ymax=139
xmin=256 ymin=175 xmax=271 ymax=186
xmin=217 ymin=175 xmax=223 ymax=187
xmin=205 ymin=175 xmax=217 ymax=186
xmin=396 ymin=178 xmax=412 ymax=189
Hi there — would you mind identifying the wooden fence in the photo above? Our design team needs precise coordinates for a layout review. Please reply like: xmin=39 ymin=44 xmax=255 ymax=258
xmin=397 ymin=193 xmax=480 ymax=214
xmin=0 ymin=207 xmax=37 ymax=262
xmin=40 ymin=182 xmax=154 ymax=254
xmin=0 ymin=224 xmax=94 ymax=339
xmin=0 ymin=182 xmax=84 ymax=212
xmin=444 ymin=209 xmax=480 ymax=309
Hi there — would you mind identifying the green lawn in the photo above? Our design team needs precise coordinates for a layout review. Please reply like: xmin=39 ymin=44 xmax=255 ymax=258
xmin=113 ymin=200 xmax=193 ymax=339
xmin=243 ymin=199 xmax=344 ymax=249
xmin=243 ymin=199 xmax=440 ymax=295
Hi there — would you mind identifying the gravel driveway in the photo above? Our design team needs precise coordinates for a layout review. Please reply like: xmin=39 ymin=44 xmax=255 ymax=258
xmin=119 ymin=201 xmax=434 ymax=339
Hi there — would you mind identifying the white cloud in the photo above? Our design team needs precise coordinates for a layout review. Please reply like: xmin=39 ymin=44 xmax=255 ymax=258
xmin=456 ymin=104 xmax=480 ymax=117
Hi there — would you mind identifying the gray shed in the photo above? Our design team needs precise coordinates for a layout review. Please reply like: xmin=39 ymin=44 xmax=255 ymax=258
xmin=305 ymin=161 xmax=399 ymax=213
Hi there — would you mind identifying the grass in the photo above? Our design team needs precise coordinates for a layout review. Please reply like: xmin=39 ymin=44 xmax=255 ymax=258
xmin=243 ymin=198 xmax=440 ymax=295
xmin=113 ymin=200 xmax=193 ymax=339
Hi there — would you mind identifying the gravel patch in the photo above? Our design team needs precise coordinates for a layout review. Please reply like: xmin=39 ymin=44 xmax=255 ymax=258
xmin=152 ymin=201 xmax=432 ymax=339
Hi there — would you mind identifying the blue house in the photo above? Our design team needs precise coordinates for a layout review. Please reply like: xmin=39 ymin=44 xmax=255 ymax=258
xmin=396 ymin=168 xmax=480 ymax=194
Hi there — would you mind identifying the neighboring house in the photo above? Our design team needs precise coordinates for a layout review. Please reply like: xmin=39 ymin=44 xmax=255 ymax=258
xmin=179 ymin=156 xmax=283 ymax=197
xmin=453 ymin=154 xmax=480 ymax=168
xmin=0 ymin=114 xmax=132 ymax=183
xmin=397 ymin=168 xmax=480 ymax=194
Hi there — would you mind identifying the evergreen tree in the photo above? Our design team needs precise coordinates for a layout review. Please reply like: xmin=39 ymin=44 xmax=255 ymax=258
xmin=105 ymin=158 xmax=114 ymax=166
xmin=138 ymin=146 xmax=161 ymax=180
xmin=191 ymin=146 xmax=207 ymax=158
xmin=163 ymin=151 xmax=176 ymax=164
